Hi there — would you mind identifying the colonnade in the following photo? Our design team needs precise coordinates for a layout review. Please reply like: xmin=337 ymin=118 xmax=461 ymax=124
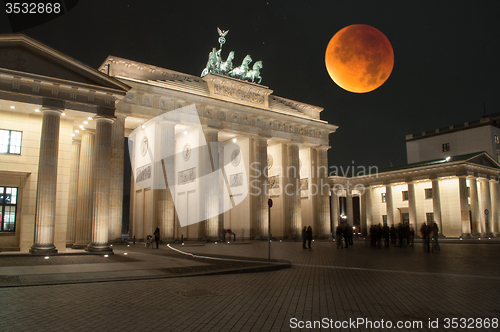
xmin=30 ymin=107 xmax=120 ymax=255
xmin=331 ymin=175 xmax=499 ymax=238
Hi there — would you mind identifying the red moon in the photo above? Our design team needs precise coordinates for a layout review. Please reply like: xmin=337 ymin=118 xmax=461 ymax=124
xmin=325 ymin=24 xmax=394 ymax=93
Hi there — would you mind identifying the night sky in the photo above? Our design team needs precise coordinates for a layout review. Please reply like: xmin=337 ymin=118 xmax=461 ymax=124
xmin=1 ymin=0 xmax=500 ymax=171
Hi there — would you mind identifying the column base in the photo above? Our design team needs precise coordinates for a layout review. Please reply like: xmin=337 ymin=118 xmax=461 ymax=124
xmin=461 ymin=233 xmax=473 ymax=239
xmin=485 ymin=232 xmax=496 ymax=238
xmin=86 ymin=243 xmax=114 ymax=254
xmin=72 ymin=243 xmax=89 ymax=250
xmin=29 ymin=244 xmax=57 ymax=255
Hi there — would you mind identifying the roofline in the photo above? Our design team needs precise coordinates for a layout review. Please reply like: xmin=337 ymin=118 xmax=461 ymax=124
xmin=406 ymin=116 xmax=500 ymax=142
xmin=0 ymin=34 xmax=131 ymax=92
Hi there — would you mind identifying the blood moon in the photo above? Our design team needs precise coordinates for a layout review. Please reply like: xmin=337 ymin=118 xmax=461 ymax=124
xmin=325 ymin=24 xmax=394 ymax=93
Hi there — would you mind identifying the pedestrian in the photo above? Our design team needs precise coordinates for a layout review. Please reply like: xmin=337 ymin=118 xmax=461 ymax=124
xmin=390 ymin=224 xmax=397 ymax=245
xmin=302 ymin=226 xmax=307 ymax=249
xmin=343 ymin=224 xmax=349 ymax=248
xmin=431 ymin=222 xmax=440 ymax=252
xmin=154 ymin=227 xmax=160 ymax=249
xmin=420 ymin=223 xmax=430 ymax=252
xmin=382 ymin=223 xmax=390 ymax=247
xmin=306 ymin=226 xmax=313 ymax=249
xmin=335 ymin=225 xmax=343 ymax=249
xmin=347 ymin=225 xmax=353 ymax=245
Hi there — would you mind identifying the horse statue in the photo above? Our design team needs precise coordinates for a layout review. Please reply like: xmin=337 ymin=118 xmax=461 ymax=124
xmin=229 ymin=54 xmax=252 ymax=79
xmin=243 ymin=60 xmax=263 ymax=84
xmin=201 ymin=48 xmax=220 ymax=77
xmin=219 ymin=51 xmax=235 ymax=75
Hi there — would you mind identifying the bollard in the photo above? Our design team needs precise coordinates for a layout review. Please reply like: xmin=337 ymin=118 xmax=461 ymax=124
xmin=181 ymin=234 xmax=184 ymax=243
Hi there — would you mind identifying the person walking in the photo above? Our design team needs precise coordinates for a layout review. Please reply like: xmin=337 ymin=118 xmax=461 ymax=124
xmin=431 ymin=222 xmax=440 ymax=252
xmin=154 ymin=227 xmax=160 ymax=249
xmin=306 ymin=226 xmax=313 ymax=249
xmin=343 ymin=224 xmax=349 ymax=248
xmin=302 ymin=226 xmax=307 ymax=249
xmin=335 ymin=225 xmax=343 ymax=249
xmin=420 ymin=223 xmax=430 ymax=253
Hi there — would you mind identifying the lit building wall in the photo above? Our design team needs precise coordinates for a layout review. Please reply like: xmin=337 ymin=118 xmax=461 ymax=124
xmin=439 ymin=178 xmax=462 ymax=236
xmin=407 ymin=125 xmax=497 ymax=164
xmin=0 ymin=110 xmax=72 ymax=251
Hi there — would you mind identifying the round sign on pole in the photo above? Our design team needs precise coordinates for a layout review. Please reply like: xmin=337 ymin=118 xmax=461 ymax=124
xmin=268 ymin=198 xmax=273 ymax=208
xmin=485 ymin=209 xmax=489 ymax=215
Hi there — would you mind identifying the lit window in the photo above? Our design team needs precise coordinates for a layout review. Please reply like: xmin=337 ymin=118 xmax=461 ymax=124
xmin=0 ymin=187 xmax=18 ymax=232
xmin=495 ymin=135 xmax=499 ymax=144
xmin=381 ymin=193 xmax=386 ymax=203
xmin=425 ymin=188 xmax=433 ymax=199
xmin=426 ymin=212 xmax=434 ymax=223
xmin=0 ymin=129 xmax=22 ymax=154
xmin=442 ymin=143 xmax=450 ymax=152
xmin=402 ymin=191 xmax=409 ymax=201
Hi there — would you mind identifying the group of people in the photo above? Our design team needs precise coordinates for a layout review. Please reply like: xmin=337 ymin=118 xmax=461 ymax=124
xmin=420 ymin=222 xmax=440 ymax=252
xmin=335 ymin=224 xmax=354 ymax=249
xmin=302 ymin=226 xmax=313 ymax=249
xmin=369 ymin=223 xmax=415 ymax=248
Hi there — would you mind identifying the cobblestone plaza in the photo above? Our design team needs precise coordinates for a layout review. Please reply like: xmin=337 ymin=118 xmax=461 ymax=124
xmin=1 ymin=240 xmax=499 ymax=331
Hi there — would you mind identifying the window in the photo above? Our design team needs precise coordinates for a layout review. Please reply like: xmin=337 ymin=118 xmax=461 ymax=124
xmin=0 ymin=187 xmax=18 ymax=232
xmin=467 ymin=187 xmax=470 ymax=197
xmin=495 ymin=135 xmax=499 ymax=144
xmin=381 ymin=193 xmax=386 ymax=203
xmin=426 ymin=212 xmax=434 ymax=223
xmin=425 ymin=188 xmax=433 ymax=199
xmin=0 ymin=129 xmax=22 ymax=154
xmin=382 ymin=215 xmax=387 ymax=225
xmin=402 ymin=191 xmax=409 ymax=201
xmin=497 ymin=152 xmax=500 ymax=163
xmin=442 ymin=143 xmax=450 ymax=152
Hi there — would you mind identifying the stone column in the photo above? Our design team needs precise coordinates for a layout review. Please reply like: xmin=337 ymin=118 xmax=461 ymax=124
xmin=364 ymin=186 xmax=372 ymax=236
xmin=72 ymin=132 xmax=95 ymax=249
xmin=156 ymin=121 xmax=176 ymax=241
xmin=66 ymin=139 xmax=81 ymax=246
xmin=479 ymin=178 xmax=491 ymax=236
xmin=431 ymin=178 xmax=443 ymax=235
xmin=286 ymin=143 xmax=301 ymax=239
xmin=469 ymin=177 xmax=481 ymax=236
xmin=385 ymin=184 xmax=394 ymax=225
xmin=490 ymin=180 xmax=499 ymax=236
xmin=87 ymin=116 xmax=114 ymax=253
xmin=346 ymin=188 xmax=354 ymax=226
xmin=331 ymin=189 xmax=339 ymax=231
xmin=459 ymin=176 xmax=472 ymax=237
xmin=108 ymin=115 xmax=125 ymax=242
xmin=252 ymin=137 xmax=269 ymax=238
xmin=408 ymin=182 xmax=417 ymax=230
xmin=316 ymin=147 xmax=331 ymax=238
xmin=203 ymin=128 xmax=219 ymax=241
xmin=30 ymin=107 xmax=63 ymax=255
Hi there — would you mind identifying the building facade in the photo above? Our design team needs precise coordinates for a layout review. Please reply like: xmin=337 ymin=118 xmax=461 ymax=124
xmin=331 ymin=153 xmax=500 ymax=238
xmin=406 ymin=114 xmax=500 ymax=164
xmin=0 ymin=35 xmax=337 ymax=253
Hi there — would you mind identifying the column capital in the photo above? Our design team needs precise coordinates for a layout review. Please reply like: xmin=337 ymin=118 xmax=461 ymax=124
xmin=94 ymin=115 xmax=115 ymax=124
xmin=314 ymin=145 xmax=330 ymax=151
xmin=202 ymin=126 xmax=219 ymax=134
xmin=40 ymin=106 xmax=63 ymax=116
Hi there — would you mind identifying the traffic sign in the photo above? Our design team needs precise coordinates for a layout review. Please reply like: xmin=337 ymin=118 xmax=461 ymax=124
xmin=268 ymin=198 xmax=273 ymax=208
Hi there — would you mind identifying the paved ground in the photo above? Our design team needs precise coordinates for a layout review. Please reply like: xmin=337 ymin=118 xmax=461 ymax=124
xmin=0 ymin=239 xmax=499 ymax=331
